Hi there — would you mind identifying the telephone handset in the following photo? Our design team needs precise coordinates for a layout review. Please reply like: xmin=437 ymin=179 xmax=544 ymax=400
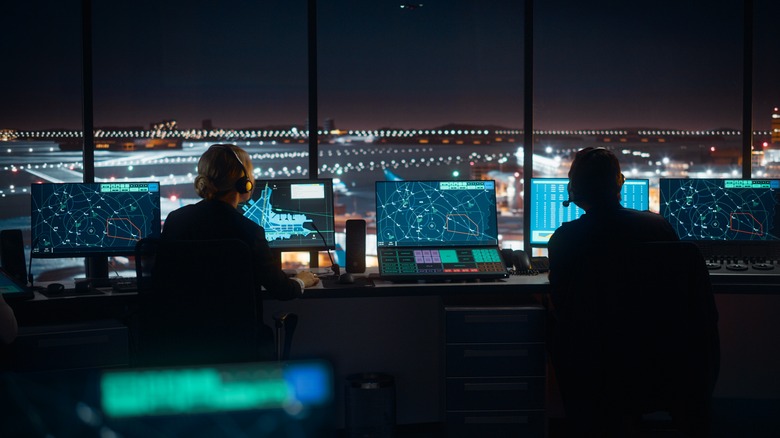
xmin=500 ymin=249 xmax=536 ymax=275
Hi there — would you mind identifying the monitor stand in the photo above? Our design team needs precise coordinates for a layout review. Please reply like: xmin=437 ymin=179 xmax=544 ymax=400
xmin=85 ymin=256 xmax=110 ymax=288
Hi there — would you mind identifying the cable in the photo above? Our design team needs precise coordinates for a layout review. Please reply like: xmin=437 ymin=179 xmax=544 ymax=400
xmin=27 ymin=237 xmax=38 ymax=288
xmin=308 ymin=222 xmax=339 ymax=277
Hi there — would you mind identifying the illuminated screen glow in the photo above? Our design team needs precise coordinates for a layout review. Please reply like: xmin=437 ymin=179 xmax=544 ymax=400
xmin=101 ymin=361 xmax=332 ymax=418
xmin=529 ymin=178 xmax=650 ymax=246
xmin=30 ymin=182 xmax=162 ymax=257
xmin=660 ymin=178 xmax=780 ymax=241
xmin=375 ymin=180 xmax=499 ymax=248
xmin=241 ymin=179 xmax=336 ymax=250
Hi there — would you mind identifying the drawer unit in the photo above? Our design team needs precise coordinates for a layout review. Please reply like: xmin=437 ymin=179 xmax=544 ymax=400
xmin=445 ymin=343 xmax=546 ymax=377
xmin=446 ymin=376 xmax=546 ymax=410
xmin=445 ymin=410 xmax=546 ymax=438
xmin=445 ymin=306 xmax=545 ymax=343
xmin=444 ymin=306 xmax=546 ymax=437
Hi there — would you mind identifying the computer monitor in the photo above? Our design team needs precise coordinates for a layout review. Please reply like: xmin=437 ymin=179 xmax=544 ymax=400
xmin=30 ymin=182 xmax=162 ymax=258
xmin=241 ymin=178 xmax=336 ymax=251
xmin=374 ymin=180 xmax=506 ymax=282
xmin=529 ymin=178 xmax=650 ymax=246
xmin=375 ymin=179 xmax=499 ymax=248
xmin=659 ymin=178 xmax=780 ymax=241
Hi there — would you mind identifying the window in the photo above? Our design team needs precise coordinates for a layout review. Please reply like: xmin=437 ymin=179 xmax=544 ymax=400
xmin=752 ymin=0 xmax=780 ymax=177
xmin=534 ymin=0 xmax=743 ymax=215
xmin=317 ymin=1 xmax=525 ymax=262
xmin=92 ymin=0 xmax=309 ymax=219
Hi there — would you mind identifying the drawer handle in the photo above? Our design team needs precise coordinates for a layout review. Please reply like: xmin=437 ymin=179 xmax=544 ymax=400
xmin=464 ymin=415 xmax=529 ymax=425
xmin=463 ymin=349 xmax=528 ymax=358
xmin=464 ymin=382 xmax=529 ymax=392
xmin=464 ymin=315 xmax=528 ymax=324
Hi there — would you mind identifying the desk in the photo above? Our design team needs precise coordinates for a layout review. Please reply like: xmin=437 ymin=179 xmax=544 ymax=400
xmin=7 ymin=271 xmax=780 ymax=432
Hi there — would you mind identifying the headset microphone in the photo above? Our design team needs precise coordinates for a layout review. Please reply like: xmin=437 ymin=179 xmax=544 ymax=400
xmin=562 ymin=199 xmax=571 ymax=207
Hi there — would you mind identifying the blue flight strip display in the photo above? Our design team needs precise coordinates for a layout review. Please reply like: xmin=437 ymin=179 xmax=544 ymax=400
xmin=529 ymin=178 xmax=649 ymax=246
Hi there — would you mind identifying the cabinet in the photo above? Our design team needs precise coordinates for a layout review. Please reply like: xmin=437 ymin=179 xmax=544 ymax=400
xmin=444 ymin=306 xmax=546 ymax=437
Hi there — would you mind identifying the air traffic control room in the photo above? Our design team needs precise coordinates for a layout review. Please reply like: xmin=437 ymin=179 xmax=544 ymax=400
xmin=1 ymin=1 xmax=779 ymax=437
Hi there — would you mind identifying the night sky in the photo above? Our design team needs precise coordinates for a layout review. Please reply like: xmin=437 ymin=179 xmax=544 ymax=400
xmin=1 ymin=0 xmax=778 ymax=132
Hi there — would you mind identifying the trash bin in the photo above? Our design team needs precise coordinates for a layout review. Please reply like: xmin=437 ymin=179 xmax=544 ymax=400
xmin=345 ymin=373 xmax=396 ymax=437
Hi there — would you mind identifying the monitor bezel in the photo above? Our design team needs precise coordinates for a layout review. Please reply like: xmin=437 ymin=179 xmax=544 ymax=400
xmin=242 ymin=178 xmax=336 ymax=252
xmin=30 ymin=181 xmax=162 ymax=259
xmin=374 ymin=179 xmax=500 ymax=249
xmin=528 ymin=177 xmax=650 ymax=247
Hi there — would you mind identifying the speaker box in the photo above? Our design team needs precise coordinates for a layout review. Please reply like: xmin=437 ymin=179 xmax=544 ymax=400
xmin=345 ymin=219 xmax=366 ymax=273
xmin=0 ymin=229 xmax=27 ymax=284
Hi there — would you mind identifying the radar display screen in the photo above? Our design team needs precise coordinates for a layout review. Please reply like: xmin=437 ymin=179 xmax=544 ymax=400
xmin=660 ymin=178 xmax=780 ymax=241
xmin=31 ymin=182 xmax=162 ymax=257
xmin=375 ymin=180 xmax=499 ymax=248
xmin=529 ymin=178 xmax=649 ymax=246
xmin=242 ymin=179 xmax=336 ymax=250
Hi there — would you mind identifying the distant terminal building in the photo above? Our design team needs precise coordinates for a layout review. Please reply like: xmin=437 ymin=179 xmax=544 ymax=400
xmin=772 ymin=107 xmax=780 ymax=144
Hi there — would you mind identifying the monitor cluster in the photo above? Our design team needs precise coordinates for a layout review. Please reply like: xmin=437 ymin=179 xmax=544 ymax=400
xmin=27 ymin=177 xmax=780 ymax=273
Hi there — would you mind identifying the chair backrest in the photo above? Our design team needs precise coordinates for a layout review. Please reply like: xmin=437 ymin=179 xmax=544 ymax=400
xmin=555 ymin=240 xmax=720 ymax=434
xmin=134 ymin=238 xmax=260 ymax=367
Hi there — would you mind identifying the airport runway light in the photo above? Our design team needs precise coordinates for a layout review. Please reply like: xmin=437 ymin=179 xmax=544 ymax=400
xmin=452 ymin=170 xmax=460 ymax=177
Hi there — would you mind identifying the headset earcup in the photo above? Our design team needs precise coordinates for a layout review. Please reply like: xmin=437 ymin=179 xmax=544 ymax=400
xmin=235 ymin=177 xmax=252 ymax=194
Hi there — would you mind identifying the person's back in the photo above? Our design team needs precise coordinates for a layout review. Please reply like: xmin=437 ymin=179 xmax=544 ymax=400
xmin=161 ymin=144 xmax=317 ymax=299
xmin=548 ymin=147 xmax=679 ymax=315
xmin=546 ymin=147 xmax=718 ymax=437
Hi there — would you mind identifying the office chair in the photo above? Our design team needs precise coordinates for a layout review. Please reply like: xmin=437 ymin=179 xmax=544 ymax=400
xmin=550 ymin=241 xmax=720 ymax=437
xmin=133 ymin=238 xmax=265 ymax=367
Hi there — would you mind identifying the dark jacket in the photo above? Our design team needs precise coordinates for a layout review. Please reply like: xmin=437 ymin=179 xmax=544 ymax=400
xmin=162 ymin=199 xmax=301 ymax=299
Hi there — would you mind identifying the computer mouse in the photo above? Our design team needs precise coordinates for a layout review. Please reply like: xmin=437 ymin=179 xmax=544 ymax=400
xmin=338 ymin=273 xmax=355 ymax=285
xmin=46 ymin=282 xmax=65 ymax=294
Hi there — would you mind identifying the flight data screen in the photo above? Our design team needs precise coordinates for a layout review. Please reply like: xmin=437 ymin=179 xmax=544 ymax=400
xmin=242 ymin=179 xmax=336 ymax=250
xmin=660 ymin=178 xmax=780 ymax=241
xmin=375 ymin=180 xmax=499 ymax=248
xmin=31 ymin=182 xmax=162 ymax=257
xmin=529 ymin=178 xmax=649 ymax=246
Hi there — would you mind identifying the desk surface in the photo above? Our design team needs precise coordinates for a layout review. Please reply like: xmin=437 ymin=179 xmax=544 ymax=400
xmin=19 ymin=266 xmax=780 ymax=302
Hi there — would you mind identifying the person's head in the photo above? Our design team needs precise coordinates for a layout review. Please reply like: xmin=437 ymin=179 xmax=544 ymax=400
xmin=567 ymin=147 xmax=624 ymax=210
xmin=194 ymin=144 xmax=255 ymax=205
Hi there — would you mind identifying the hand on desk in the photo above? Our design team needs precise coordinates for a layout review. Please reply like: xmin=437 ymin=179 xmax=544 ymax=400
xmin=295 ymin=270 xmax=320 ymax=288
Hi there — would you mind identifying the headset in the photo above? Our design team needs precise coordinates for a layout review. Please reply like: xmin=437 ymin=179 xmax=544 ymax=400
xmin=212 ymin=144 xmax=253 ymax=194
xmin=562 ymin=147 xmax=621 ymax=207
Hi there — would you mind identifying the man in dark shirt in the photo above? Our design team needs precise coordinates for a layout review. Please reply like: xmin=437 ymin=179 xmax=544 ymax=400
xmin=546 ymin=147 xmax=718 ymax=437
xmin=548 ymin=147 xmax=678 ymax=317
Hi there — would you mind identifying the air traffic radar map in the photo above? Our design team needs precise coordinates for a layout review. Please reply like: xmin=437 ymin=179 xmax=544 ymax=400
xmin=660 ymin=179 xmax=780 ymax=241
xmin=375 ymin=180 xmax=499 ymax=247
xmin=31 ymin=182 xmax=161 ymax=255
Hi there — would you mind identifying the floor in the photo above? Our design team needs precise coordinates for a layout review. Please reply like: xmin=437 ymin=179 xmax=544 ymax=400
xmin=335 ymin=398 xmax=779 ymax=437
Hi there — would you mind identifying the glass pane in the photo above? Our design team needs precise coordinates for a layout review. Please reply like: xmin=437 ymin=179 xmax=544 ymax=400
xmin=317 ymin=1 xmax=526 ymax=264
xmin=534 ymin=0 xmax=743 ymax=215
xmin=753 ymin=0 xmax=780 ymax=177
xmin=0 ymin=1 xmax=83 ymax=281
xmin=92 ymin=0 xmax=309 ymax=222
